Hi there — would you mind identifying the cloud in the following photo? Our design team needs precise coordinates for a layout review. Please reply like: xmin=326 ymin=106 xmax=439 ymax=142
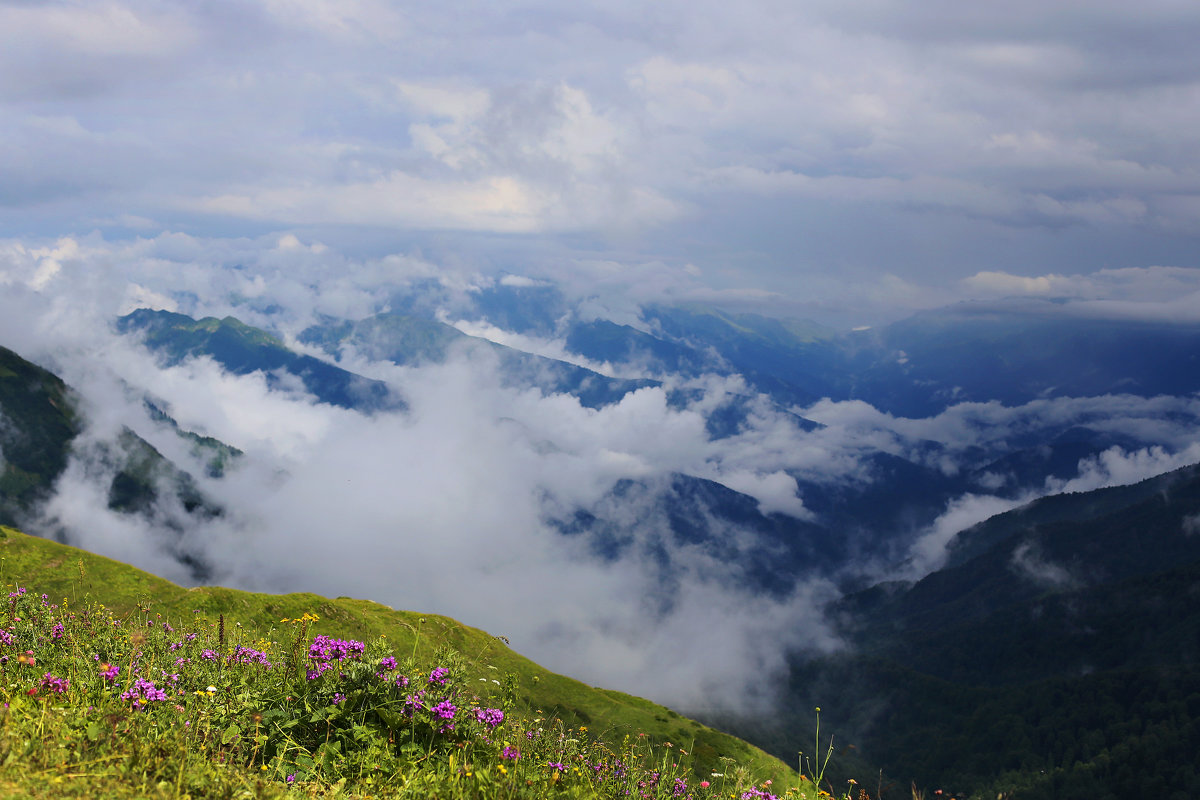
xmin=8 ymin=230 xmax=1200 ymax=716
xmin=1010 ymin=541 xmax=1079 ymax=590
xmin=5 ymin=0 xmax=1200 ymax=310
xmin=903 ymin=493 xmax=1028 ymax=578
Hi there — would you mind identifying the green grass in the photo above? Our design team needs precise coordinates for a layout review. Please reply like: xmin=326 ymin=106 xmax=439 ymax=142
xmin=0 ymin=526 xmax=859 ymax=800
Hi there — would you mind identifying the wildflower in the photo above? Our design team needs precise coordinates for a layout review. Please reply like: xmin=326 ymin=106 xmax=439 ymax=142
xmin=701 ymin=781 xmax=711 ymax=788
xmin=121 ymin=679 xmax=168 ymax=707
xmin=548 ymin=761 xmax=566 ymax=773
xmin=501 ymin=746 xmax=521 ymax=760
xmin=99 ymin=662 xmax=120 ymax=682
xmin=51 ymin=624 xmax=64 ymax=640
xmin=428 ymin=666 xmax=450 ymax=685
xmin=286 ymin=774 xmax=296 ymax=784
xmin=227 ymin=646 xmax=273 ymax=669
xmin=432 ymin=699 xmax=457 ymax=720
xmin=332 ymin=692 xmax=346 ymax=705
xmin=307 ymin=635 xmax=364 ymax=662
xmin=200 ymin=649 xmax=219 ymax=661
xmin=474 ymin=707 xmax=504 ymax=728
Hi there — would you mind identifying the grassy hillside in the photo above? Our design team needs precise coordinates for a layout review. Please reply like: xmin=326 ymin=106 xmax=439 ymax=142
xmin=0 ymin=525 xmax=815 ymax=799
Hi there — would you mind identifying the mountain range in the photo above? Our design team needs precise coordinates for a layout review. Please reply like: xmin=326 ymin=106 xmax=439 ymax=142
xmin=3 ymin=288 xmax=1200 ymax=798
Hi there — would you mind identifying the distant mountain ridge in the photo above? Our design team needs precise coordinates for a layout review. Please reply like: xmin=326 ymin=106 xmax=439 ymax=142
xmin=298 ymin=311 xmax=658 ymax=409
xmin=117 ymin=309 xmax=401 ymax=412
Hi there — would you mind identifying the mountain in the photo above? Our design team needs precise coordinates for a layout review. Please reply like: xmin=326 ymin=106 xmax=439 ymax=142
xmin=0 ymin=345 xmax=81 ymax=524
xmin=0 ymin=344 xmax=221 ymax=576
xmin=299 ymin=311 xmax=658 ymax=409
xmin=588 ymin=305 xmax=842 ymax=407
xmin=837 ymin=302 xmax=1200 ymax=416
xmin=117 ymin=309 xmax=401 ymax=412
xmin=733 ymin=462 xmax=1200 ymax=799
xmin=559 ymin=298 xmax=1200 ymax=419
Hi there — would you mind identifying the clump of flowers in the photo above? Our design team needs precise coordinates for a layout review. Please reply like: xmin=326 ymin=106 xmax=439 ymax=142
xmin=120 ymin=679 xmax=169 ymax=710
xmin=40 ymin=673 xmax=69 ymax=694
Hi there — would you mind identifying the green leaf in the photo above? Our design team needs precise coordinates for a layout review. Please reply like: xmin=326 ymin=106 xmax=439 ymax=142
xmin=221 ymin=722 xmax=241 ymax=745
xmin=85 ymin=721 xmax=101 ymax=742
xmin=376 ymin=708 xmax=403 ymax=730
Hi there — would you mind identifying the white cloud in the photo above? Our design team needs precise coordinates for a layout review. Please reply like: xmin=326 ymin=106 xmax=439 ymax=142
xmin=8 ymin=230 xmax=1200 ymax=716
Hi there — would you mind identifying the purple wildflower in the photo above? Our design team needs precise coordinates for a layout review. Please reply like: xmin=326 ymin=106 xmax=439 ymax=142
xmin=501 ymin=746 xmax=521 ymax=760
xmin=200 ymin=649 xmax=219 ymax=661
xmin=40 ymin=673 xmax=69 ymax=694
xmin=121 ymin=679 xmax=168 ymax=707
xmin=227 ymin=646 xmax=273 ymax=669
xmin=432 ymin=700 xmax=457 ymax=720
xmin=307 ymin=635 xmax=364 ymax=662
xmin=548 ymin=761 xmax=566 ymax=773
xmin=99 ymin=662 xmax=120 ymax=682
xmin=51 ymin=624 xmax=64 ymax=640
xmin=428 ymin=666 xmax=449 ymax=685
xmin=474 ymin=707 xmax=504 ymax=728
xmin=403 ymin=692 xmax=426 ymax=715
xmin=740 ymin=790 xmax=778 ymax=800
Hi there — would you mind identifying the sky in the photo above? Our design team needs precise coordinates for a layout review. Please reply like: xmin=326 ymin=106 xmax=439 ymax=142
xmin=4 ymin=0 xmax=1200 ymax=323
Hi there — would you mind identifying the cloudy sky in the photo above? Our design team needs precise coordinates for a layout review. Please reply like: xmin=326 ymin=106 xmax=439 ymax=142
xmin=4 ymin=0 xmax=1200 ymax=323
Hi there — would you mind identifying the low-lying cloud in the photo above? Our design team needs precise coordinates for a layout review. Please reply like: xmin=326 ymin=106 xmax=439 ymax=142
xmin=5 ymin=232 xmax=1200 ymax=716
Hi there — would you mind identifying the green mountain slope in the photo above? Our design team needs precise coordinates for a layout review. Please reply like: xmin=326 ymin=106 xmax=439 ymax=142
xmin=0 ymin=524 xmax=795 ymax=786
xmin=745 ymin=463 xmax=1200 ymax=799
xmin=0 ymin=345 xmax=81 ymax=524
xmin=0 ymin=346 xmax=222 ymax=566
xmin=117 ymin=309 xmax=401 ymax=412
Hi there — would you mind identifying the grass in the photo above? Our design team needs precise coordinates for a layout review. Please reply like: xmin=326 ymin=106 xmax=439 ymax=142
xmin=0 ymin=526 xmax=867 ymax=799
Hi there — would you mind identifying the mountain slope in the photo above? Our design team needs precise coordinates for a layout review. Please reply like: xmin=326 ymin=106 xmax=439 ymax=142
xmin=740 ymin=462 xmax=1200 ymax=799
xmin=118 ymin=309 xmax=401 ymax=412
xmin=299 ymin=311 xmax=657 ymax=409
xmin=0 ymin=345 xmax=81 ymax=524
xmin=0 ymin=345 xmax=224 ymax=579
